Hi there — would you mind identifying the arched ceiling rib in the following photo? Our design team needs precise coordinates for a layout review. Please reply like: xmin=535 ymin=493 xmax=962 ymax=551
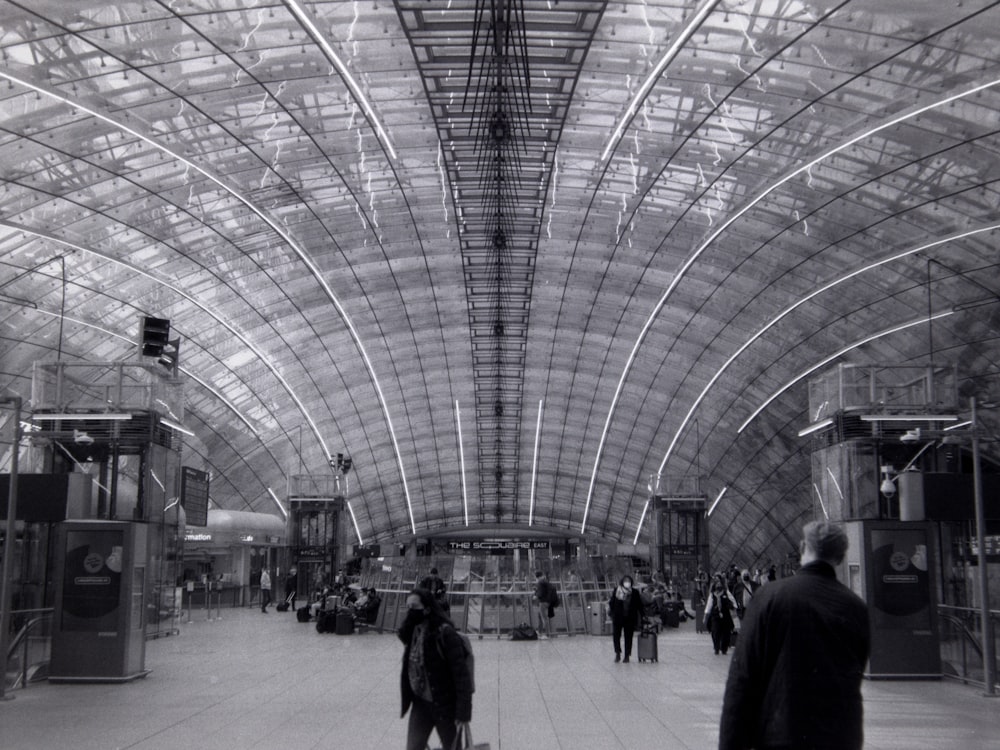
xmin=2 ymin=0 xmax=1000 ymax=569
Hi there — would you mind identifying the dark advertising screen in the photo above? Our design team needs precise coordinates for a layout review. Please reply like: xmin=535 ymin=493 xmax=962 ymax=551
xmin=61 ymin=529 xmax=124 ymax=632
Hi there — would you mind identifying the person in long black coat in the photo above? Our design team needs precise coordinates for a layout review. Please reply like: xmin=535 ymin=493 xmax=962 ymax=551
xmin=704 ymin=575 xmax=738 ymax=655
xmin=607 ymin=575 xmax=643 ymax=663
xmin=399 ymin=587 xmax=473 ymax=750
xmin=718 ymin=521 xmax=871 ymax=750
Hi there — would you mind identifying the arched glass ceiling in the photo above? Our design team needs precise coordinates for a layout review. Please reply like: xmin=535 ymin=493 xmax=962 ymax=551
xmin=2 ymin=0 xmax=999 ymax=569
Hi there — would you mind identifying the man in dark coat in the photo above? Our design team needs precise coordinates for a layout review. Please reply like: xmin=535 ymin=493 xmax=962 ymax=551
xmin=719 ymin=520 xmax=870 ymax=750
xmin=399 ymin=587 xmax=473 ymax=750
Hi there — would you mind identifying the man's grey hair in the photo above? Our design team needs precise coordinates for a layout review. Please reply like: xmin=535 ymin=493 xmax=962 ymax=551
xmin=802 ymin=520 xmax=849 ymax=565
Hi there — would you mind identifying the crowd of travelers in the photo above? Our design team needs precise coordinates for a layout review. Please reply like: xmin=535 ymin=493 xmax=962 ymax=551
xmin=271 ymin=520 xmax=869 ymax=750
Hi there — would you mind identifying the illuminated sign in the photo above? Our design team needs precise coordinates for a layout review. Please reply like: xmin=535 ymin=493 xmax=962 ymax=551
xmin=238 ymin=534 xmax=255 ymax=543
xmin=185 ymin=532 xmax=213 ymax=542
xmin=447 ymin=539 xmax=550 ymax=553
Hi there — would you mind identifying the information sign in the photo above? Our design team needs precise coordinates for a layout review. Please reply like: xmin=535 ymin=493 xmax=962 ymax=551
xmin=181 ymin=467 xmax=210 ymax=527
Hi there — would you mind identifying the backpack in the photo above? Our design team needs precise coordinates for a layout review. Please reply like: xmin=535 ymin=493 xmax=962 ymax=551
xmin=510 ymin=622 xmax=538 ymax=641
xmin=436 ymin=625 xmax=475 ymax=693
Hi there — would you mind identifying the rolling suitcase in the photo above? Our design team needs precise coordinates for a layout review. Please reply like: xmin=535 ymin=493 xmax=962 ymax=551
xmin=662 ymin=605 xmax=680 ymax=628
xmin=296 ymin=606 xmax=311 ymax=623
xmin=335 ymin=609 xmax=355 ymax=635
xmin=637 ymin=631 xmax=658 ymax=662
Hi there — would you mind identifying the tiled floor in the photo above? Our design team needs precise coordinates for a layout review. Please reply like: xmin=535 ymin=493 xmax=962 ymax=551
xmin=1 ymin=607 xmax=997 ymax=750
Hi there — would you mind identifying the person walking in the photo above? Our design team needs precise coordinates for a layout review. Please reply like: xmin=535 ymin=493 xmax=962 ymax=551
xmin=284 ymin=566 xmax=298 ymax=610
xmin=718 ymin=520 xmax=871 ymax=750
xmin=398 ymin=587 xmax=473 ymax=750
xmin=607 ymin=575 xmax=642 ymax=663
xmin=532 ymin=571 xmax=554 ymax=638
xmin=704 ymin=574 xmax=737 ymax=654
xmin=259 ymin=566 xmax=272 ymax=613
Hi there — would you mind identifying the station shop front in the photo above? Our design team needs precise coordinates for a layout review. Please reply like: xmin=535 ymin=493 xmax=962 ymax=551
xmin=180 ymin=509 xmax=286 ymax=608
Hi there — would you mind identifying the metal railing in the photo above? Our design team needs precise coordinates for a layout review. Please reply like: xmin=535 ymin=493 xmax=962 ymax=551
xmin=358 ymin=557 xmax=635 ymax=637
xmin=4 ymin=608 xmax=54 ymax=691
xmin=938 ymin=604 xmax=1000 ymax=691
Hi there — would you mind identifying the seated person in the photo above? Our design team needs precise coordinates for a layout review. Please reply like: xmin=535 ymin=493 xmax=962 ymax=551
xmin=353 ymin=588 xmax=381 ymax=624
xmin=309 ymin=585 xmax=336 ymax=618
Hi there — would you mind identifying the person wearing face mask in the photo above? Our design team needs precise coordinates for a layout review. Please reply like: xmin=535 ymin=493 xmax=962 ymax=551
xmin=607 ymin=575 xmax=642 ymax=663
xmin=704 ymin=574 xmax=738 ymax=655
xmin=398 ymin=587 xmax=473 ymax=750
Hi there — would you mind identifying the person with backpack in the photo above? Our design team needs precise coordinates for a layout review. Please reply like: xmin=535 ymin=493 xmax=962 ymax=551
xmin=704 ymin=574 xmax=738 ymax=655
xmin=398 ymin=587 xmax=473 ymax=750
xmin=419 ymin=567 xmax=449 ymax=612
xmin=533 ymin=571 xmax=555 ymax=638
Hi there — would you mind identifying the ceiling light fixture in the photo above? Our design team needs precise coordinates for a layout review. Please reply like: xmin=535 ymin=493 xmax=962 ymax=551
xmin=456 ymin=400 xmax=469 ymax=527
xmin=528 ymin=399 xmax=543 ymax=527
xmin=160 ymin=417 xmax=195 ymax=436
xmin=345 ymin=500 xmax=364 ymax=547
xmin=31 ymin=412 xmax=132 ymax=421
xmin=706 ymin=486 xmax=728 ymax=518
xmin=266 ymin=487 xmax=288 ymax=519
xmin=797 ymin=418 xmax=834 ymax=437
xmin=601 ymin=0 xmax=722 ymax=162
xmin=284 ymin=0 xmax=397 ymax=160
xmin=859 ymin=414 xmax=958 ymax=422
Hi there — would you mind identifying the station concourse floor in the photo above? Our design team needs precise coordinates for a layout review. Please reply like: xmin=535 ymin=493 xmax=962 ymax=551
xmin=2 ymin=607 xmax=998 ymax=750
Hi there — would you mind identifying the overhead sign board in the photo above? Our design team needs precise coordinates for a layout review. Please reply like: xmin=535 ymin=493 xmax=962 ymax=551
xmin=181 ymin=467 xmax=209 ymax=527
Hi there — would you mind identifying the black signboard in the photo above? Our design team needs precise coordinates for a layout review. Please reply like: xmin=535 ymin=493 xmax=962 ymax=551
xmin=447 ymin=539 xmax=550 ymax=554
xmin=181 ymin=467 xmax=209 ymax=527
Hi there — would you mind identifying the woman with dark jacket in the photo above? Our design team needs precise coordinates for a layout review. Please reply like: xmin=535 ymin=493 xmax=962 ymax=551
xmin=704 ymin=575 xmax=738 ymax=655
xmin=398 ymin=587 xmax=473 ymax=750
xmin=607 ymin=575 xmax=643 ymax=663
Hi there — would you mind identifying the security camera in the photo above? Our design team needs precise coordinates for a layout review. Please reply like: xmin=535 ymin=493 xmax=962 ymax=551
xmin=73 ymin=429 xmax=94 ymax=445
xmin=879 ymin=477 xmax=896 ymax=498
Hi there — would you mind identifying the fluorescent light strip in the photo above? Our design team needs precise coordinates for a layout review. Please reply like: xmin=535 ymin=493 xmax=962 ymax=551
xmin=601 ymin=0 xmax=722 ymax=162
xmin=609 ymin=78 xmax=1000 ymax=538
xmin=267 ymin=487 xmax=288 ymax=519
xmin=797 ymin=418 xmax=833 ymax=437
xmin=826 ymin=467 xmax=845 ymax=501
xmin=346 ymin=500 xmax=364 ymax=547
xmin=284 ymin=0 xmax=397 ymax=160
xmin=737 ymin=311 xmax=955 ymax=433
xmin=706 ymin=486 xmax=727 ymax=518
xmin=657 ymin=223 xmax=1000 ymax=476
xmin=161 ymin=417 xmax=195 ymax=436
xmin=456 ymin=401 xmax=469 ymax=527
xmin=0 ymin=71 xmax=414 ymax=532
xmin=31 ymin=412 xmax=132 ymax=420
xmin=633 ymin=498 xmax=652 ymax=545
xmin=813 ymin=483 xmax=829 ymax=520
xmin=868 ymin=414 xmax=956 ymax=424
xmin=529 ymin=399 xmax=544 ymax=526
xmin=945 ymin=420 xmax=973 ymax=431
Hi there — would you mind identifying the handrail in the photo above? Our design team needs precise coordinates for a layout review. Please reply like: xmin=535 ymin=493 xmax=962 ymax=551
xmin=937 ymin=604 xmax=999 ymax=690
xmin=5 ymin=609 xmax=54 ymax=691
